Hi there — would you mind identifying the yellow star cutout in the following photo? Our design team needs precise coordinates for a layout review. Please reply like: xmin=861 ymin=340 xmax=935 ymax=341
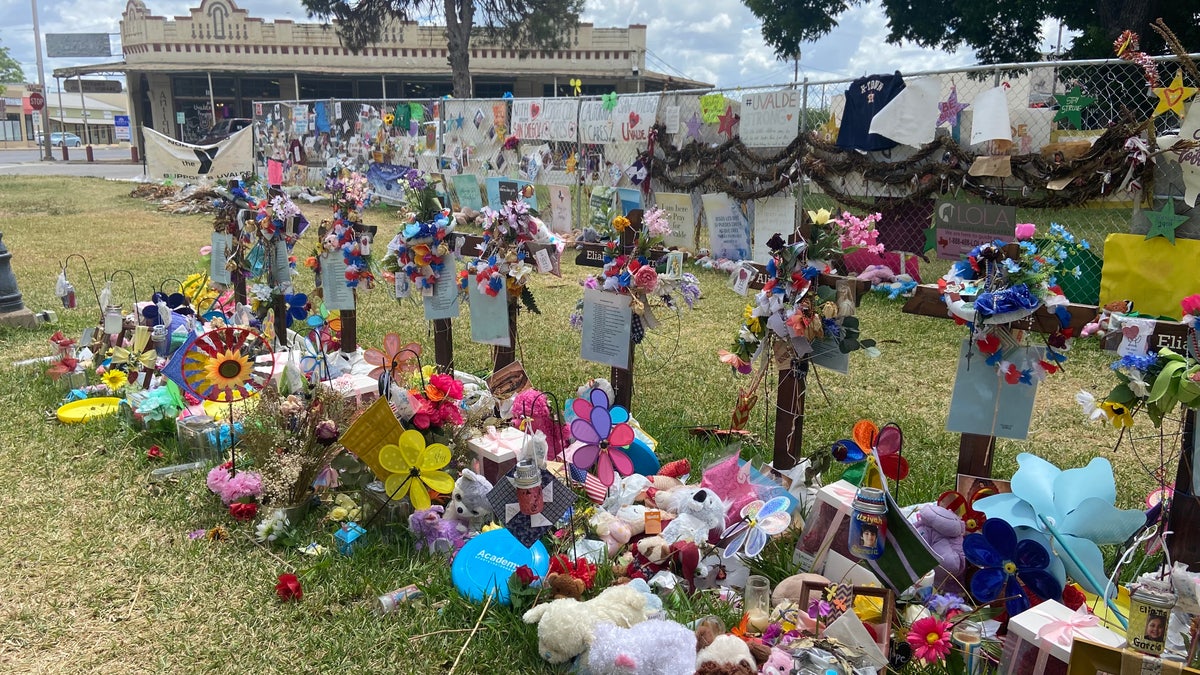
xmin=819 ymin=114 xmax=839 ymax=141
xmin=565 ymin=153 xmax=577 ymax=174
xmin=1152 ymin=70 xmax=1197 ymax=117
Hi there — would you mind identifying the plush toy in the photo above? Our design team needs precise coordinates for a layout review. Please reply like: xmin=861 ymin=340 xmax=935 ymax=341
xmin=407 ymin=506 xmax=464 ymax=554
xmin=856 ymin=264 xmax=896 ymax=286
xmin=544 ymin=572 xmax=586 ymax=600
xmin=586 ymin=619 xmax=698 ymax=675
xmin=657 ymin=486 xmax=727 ymax=544
xmin=696 ymin=634 xmax=758 ymax=675
xmin=511 ymin=388 xmax=571 ymax=457
xmin=522 ymin=584 xmax=652 ymax=664
xmin=760 ymin=647 xmax=793 ymax=675
xmin=591 ymin=507 xmax=645 ymax=557
xmin=577 ymin=377 xmax=615 ymax=404
xmin=914 ymin=503 xmax=966 ymax=588
xmin=443 ymin=469 xmax=494 ymax=533
xmin=625 ymin=535 xmax=672 ymax=581
xmin=701 ymin=452 xmax=759 ymax=528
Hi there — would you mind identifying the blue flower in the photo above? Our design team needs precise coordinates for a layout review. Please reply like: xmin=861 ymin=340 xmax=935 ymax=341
xmin=802 ymin=266 xmax=821 ymax=280
xmin=1002 ymin=259 xmax=1021 ymax=274
xmin=964 ymin=518 xmax=1062 ymax=617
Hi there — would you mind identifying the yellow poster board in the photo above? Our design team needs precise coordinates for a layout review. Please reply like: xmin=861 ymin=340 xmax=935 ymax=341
xmin=1099 ymin=233 xmax=1200 ymax=319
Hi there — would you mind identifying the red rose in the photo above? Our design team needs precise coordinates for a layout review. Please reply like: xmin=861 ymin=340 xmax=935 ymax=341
xmin=514 ymin=565 xmax=539 ymax=586
xmin=275 ymin=573 xmax=303 ymax=601
xmin=147 ymin=445 xmax=164 ymax=460
xmin=229 ymin=501 xmax=258 ymax=521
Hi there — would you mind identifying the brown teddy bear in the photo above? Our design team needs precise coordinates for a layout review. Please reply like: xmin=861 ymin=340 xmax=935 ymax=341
xmin=544 ymin=572 xmax=585 ymax=600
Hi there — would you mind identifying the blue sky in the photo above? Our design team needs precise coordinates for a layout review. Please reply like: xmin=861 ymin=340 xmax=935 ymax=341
xmin=0 ymin=0 xmax=1070 ymax=89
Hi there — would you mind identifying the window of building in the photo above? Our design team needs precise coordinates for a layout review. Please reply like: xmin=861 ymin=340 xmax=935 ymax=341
xmin=473 ymin=81 xmax=514 ymax=98
xmin=172 ymin=76 xmax=236 ymax=98
xmin=241 ymin=78 xmax=281 ymax=99
xmin=298 ymin=79 xmax=355 ymax=99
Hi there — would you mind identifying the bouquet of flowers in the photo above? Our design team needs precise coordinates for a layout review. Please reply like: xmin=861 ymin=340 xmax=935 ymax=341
xmin=322 ymin=169 xmax=374 ymax=289
xmin=466 ymin=199 xmax=556 ymax=314
xmin=805 ymin=208 xmax=884 ymax=269
xmin=381 ymin=169 xmax=455 ymax=294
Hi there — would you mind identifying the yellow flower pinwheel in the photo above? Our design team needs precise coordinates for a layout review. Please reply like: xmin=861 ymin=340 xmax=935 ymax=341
xmin=378 ymin=430 xmax=453 ymax=510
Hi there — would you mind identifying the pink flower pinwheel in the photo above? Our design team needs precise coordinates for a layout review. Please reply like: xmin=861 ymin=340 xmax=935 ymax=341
xmin=570 ymin=388 xmax=635 ymax=487
xmin=363 ymin=333 xmax=421 ymax=381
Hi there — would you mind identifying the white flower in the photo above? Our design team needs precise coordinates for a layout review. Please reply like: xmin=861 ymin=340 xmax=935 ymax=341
xmin=508 ymin=261 xmax=533 ymax=284
xmin=249 ymin=284 xmax=273 ymax=302
xmin=1128 ymin=371 xmax=1150 ymax=398
xmin=255 ymin=508 xmax=290 ymax=543
xmin=1075 ymin=390 xmax=1106 ymax=423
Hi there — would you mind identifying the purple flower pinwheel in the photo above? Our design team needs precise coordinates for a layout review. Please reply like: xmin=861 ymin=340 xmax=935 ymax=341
xmin=964 ymin=517 xmax=1062 ymax=618
xmin=569 ymin=388 xmax=635 ymax=487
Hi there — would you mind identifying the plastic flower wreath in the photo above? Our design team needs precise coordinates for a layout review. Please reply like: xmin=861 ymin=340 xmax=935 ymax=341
xmin=906 ymin=616 xmax=953 ymax=666
xmin=323 ymin=169 xmax=374 ymax=289
xmin=381 ymin=169 xmax=455 ymax=293
xmin=570 ymin=387 xmax=635 ymax=487
xmin=469 ymin=199 xmax=557 ymax=314
xmin=378 ymin=429 xmax=454 ymax=510
xmin=963 ymin=517 xmax=1062 ymax=617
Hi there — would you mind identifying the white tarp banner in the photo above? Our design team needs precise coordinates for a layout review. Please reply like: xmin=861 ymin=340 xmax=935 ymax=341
xmin=144 ymin=126 xmax=254 ymax=182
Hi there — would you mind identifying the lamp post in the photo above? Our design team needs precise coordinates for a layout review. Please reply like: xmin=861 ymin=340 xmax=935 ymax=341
xmin=31 ymin=0 xmax=53 ymax=161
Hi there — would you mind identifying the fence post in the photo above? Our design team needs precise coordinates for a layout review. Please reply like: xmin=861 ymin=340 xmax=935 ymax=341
xmin=433 ymin=96 xmax=454 ymax=372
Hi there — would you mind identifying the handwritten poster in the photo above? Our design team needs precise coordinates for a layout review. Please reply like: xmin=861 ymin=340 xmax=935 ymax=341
xmin=654 ymin=192 xmax=697 ymax=251
xmin=699 ymin=93 xmax=727 ymax=124
xmin=611 ymin=95 xmax=660 ymax=146
xmin=579 ymin=100 xmax=614 ymax=144
xmin=451 ymin=174 xmax=483 ymax=211
xmin=320 ymin=254 xmax=356 ymax=311
xmin=210 ymin=233 xmax=232 ymax=285
xmin=752 ymin=195 xmax=796 ymax=262
xmin=510 ymin=98 xmax=579 ymax=142
xmin=581 ymin=288 xmax=632 ymax=369
xmin=740 ymin=89 xmax=801 ymax=147
xmin=468 ymin=284 xmax=510 ymax=346
xmin=423 ymin=275 xmax=461 ymax=321
xmin=548 ymin=184 xmax=572 ymax=234
xmin=702 ymin=193 xmax=751 ymax=260
xmin=665 ymin=105 xmax=681 ymax=134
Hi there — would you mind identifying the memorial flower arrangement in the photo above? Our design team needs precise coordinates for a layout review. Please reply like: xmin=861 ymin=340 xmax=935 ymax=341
xmin=466 ymin=199 xmax=556 ymax=314
xmin=939 ymin=223 xmax=1088 ymax=386
xmin=381 ymin=168 xmax=455 ymax=294
xmin=323 ymin=170 xmax=374 ymax=289
xmin=805 ymin=208 xmax=884 ymax=268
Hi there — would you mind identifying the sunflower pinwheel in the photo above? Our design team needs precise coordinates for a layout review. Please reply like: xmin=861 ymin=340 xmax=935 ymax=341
xmin=180 ymin=326 xmax=274 ymax=403
xmin=110 ymin=325 xmax=158 ymax=370
xmin=378 ymin=429 xmax=453 ymax=510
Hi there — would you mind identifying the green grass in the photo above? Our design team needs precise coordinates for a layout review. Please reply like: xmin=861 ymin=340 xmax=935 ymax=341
xmin=0 ymin=176 xmax=1170 ymax=673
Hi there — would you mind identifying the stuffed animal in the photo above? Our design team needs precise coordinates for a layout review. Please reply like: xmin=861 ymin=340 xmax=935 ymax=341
xmin=586 ymin=619 xmax=697 ymax=675
xmin=407 ymin=506 xmax=464 ymax=554
xmin=577 ymin=377 xmax=616 ymax=405
xmin=657 ymin=486 xmax=727 ymax=544
xmin=856 ymin=264 xmax=896 ymax=286
xmin=696 ymin=634 xmax=757 ymax=675
xmin=914 ymin=503 xmax=966 ymax=588
xmin=443 ymin=469 xmax=494 ymax=533
xmin=591 ymin=508 xmax=645 ymax=557
xmin=544 ymin=572 xmax=585 ymax=600
xmin=522 ymin=584 xmax=652 ymax=664
xmin=511 ymin=388 xmax=570 ymax=457
xmin=760 ymin=647 xmax=793 ymax=675
xmin=701 ymin=452 xmax=759 ymax=528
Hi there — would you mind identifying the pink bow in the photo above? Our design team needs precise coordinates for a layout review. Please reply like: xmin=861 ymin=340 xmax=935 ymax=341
xmin=1036 ymin=607 xmax=1099 ymax=648
xmin=482 ymin=426 xmax=523 ymax=453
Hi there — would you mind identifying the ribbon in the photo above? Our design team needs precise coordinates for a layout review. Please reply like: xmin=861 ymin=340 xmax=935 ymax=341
xmin=1035 ymin=607 xmax=1100 ymax=649
xmin=569 ymin=78 xmax=582 ymax=96
xmin=479 ymin=426 xmax=524 ymax=456
xmin=1120 ymin=136 xmax=1150 ymax=194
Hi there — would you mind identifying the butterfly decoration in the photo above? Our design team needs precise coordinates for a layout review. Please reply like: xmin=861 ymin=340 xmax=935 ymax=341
xmin=831 ymin=420 xmax=909 ymax=486
xmin=602 ymin=91 xmax=619 ymax=112
xmin=937 ymin=485 xmax=999 ymax=533
xmin=569 ymin=78 xmax=582 ymax=96
xmin=721 ymin=496 xmax=791 ymax=558
xmin=283 ymin=293 xmax=308 ymax=327
xmin=569 ymin=388 xmax=635 ymax=487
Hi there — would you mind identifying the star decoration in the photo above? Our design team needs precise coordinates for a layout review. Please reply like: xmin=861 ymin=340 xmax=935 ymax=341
xmin=565 ymin=153 xmax=577 ymax=174
xmin=685 ymin=112 xmax=702 ymax=141
xmin=1144 ymin=197 xmax=1189 ymax=244
xmin=924 ymin=226 xmax=938 ymax=253
xmin=819 ymin=114 xmax=839 ymax=142
xmin=1152 ymin=70 xmax=1197 ymax=117
xmin=1052 ymin=85 xmax=1094 ymax=130
xmin=937 ymin=86 xmax=969 ymax=126
xmin=717 ymin=105 xmax=739 ymax=140
xmin=455 ymin=114 xmax=465 ymax=129
xmin=1175 ymin=102 xmax=1200 ymax=206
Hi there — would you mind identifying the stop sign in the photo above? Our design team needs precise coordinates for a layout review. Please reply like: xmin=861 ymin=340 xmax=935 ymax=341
xmin=28 ymin=92 xmax=45 ymax=111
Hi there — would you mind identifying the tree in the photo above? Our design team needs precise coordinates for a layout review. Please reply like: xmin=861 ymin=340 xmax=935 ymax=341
xmin=742 ymin=0 xmax=1200 ymax=65
xmin=0 ymin=39 xmax=25 ymax=84
xmin=302 ymin=0 xmax=584 ymax=97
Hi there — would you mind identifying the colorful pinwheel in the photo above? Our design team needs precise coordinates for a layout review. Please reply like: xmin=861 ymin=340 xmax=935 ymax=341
xmin=363 ymin=333 xmax=422 ymax=381
xmin=298 ymin=337 xmax=328 ymax=381
xmin=938 ymin=484 xmax=1000 ymax=533
xmin=721 ymin=496 xmax=791 ymax=558
xmin=831 ymin=420 xmax=909 ymax=485
xmin=180 ymin=326 xmax=274 ymax=403
xmin=305 ymin=305 xmax=341 ymax=351
xmin=963 ymin=518 xmax=1062 ymax=617
xmin=378 ymin=429 xmax=453 ymax=511
xmin=569 ymin=388 xmax=634 ymax=487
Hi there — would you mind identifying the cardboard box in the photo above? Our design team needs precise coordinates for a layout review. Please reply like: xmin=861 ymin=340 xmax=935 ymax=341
xmin=1003 ymin=601 xmax=1127 ymax=675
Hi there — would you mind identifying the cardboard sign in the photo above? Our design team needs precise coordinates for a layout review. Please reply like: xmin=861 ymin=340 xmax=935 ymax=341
xmin=509 ymin=98 xmax=578 ymax=142
xmin=702 ymin=193 xmax=751 ymax=260
xmin=931 ymin=200 xmax=1016 ymax=260
xmin=740 ymin=89 xmax=801 ymax=147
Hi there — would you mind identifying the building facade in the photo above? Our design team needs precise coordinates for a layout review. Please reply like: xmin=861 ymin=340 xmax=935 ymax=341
xmin=54 ymin=0 xmax=708 ymax=147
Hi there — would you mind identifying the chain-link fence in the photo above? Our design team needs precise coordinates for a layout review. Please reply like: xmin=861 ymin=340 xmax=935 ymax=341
xmin=253 ymin=52 xmax=1200 ymax=304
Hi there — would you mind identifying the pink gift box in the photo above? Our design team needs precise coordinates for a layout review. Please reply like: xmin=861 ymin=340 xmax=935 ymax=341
xmin=1002 ymin=601 xmax=1126 ymax=675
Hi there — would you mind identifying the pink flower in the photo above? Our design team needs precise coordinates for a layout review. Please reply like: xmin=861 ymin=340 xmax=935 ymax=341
xmin=199 ymin=245 xmax=212 ymax=256
xmin=206 ymin=465 xmax=263 ymax=505
xmin=633 ymin=266 xmax=659 ymax=293
xmin=1015 ymin=223 xmax=1037 ymax=240
xmin=906 ymin=616 xmax=952 ymax=665
xmin=1182 ymin=294 xmax=1200 ymax=317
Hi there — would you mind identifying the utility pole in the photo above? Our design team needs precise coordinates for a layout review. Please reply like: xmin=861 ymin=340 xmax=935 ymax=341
xmin=31 ymin=0 xmax=53 ymax=160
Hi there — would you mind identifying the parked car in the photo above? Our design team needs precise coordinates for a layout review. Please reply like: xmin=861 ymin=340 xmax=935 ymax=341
xmin=196 ymin=118 xmax=254 ymax=145
xmin=37 ymin=132 xmax=84 ymax=147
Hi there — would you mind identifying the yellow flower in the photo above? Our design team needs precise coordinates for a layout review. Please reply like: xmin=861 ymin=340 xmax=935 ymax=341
xmin=202 ymin=348 xmax=253 ymax=391
xmin=1100 ymin=401 xmax=1134 ymax=429
xmin=330 ymin=506 xmax=349 ymax=521
xmin=807 ymin=208 xmax=832 ymax=226
xmin=612 ymin=215 xmax=631 ymax=233
xmin=378 ymin=429 xmax=454 ymax=511
xmin=102 ymin=369 xmax=128 ymax=391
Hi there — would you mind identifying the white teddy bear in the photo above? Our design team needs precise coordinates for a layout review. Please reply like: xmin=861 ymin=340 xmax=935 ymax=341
xmin=442 ymin=469 xmax=494 ymax=533
xmin=656 ymin=486 xmax=727 ymax=545
xmin=522 ymin=584 xmax=653 ymax=664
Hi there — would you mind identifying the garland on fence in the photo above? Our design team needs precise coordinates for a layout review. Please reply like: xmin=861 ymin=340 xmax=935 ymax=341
xmin=645 ymin=120 xmax=1161 ymax=211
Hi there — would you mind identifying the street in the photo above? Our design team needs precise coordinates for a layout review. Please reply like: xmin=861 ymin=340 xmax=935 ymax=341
xmin=0 ymin=146 xmax=147 ymax=180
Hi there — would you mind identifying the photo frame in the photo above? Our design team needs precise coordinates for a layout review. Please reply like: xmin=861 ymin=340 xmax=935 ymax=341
xmin=798 ymin=581 xmax=895 ymax=657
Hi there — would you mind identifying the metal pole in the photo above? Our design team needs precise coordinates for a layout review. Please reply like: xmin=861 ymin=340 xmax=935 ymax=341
xmin=77 ymin=74 xmax=90 ymax=145
xmin=381 ymin=74 xmax=387 ymax=100
xmin=293 ymin=74 xmax=300 ymax=103
xmin=207 ymin=71 xmax=216 ymax=126
xmin=55 ymin=77 xmax=64 ymax=137
xmin=30 ymin=0 xmax=53 ymax=160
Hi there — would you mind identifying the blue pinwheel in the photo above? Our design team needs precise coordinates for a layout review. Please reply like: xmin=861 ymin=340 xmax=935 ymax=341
xmin=721 ymin=496 xmax=792 ymax=558
xmin=974 ymin=453 xmax=1146 ymax=599
xmin=283 ymin=293 xmax=308 ymax=327
xmin=964 ymin=518 xmax=1062 ymax=617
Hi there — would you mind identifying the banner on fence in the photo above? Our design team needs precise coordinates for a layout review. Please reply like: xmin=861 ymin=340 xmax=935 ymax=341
xmin=740 ymin=89 xmax=801 ymax=147
xmin=931 ymin=200 xmax=1016 ymax=260
xmin=144 ymin=127 xmax=254 ymax=182
xmin=654 ymin=192 xmax=698 ymax=251
xmin=511 ymin=98 xmax=578 ymax=142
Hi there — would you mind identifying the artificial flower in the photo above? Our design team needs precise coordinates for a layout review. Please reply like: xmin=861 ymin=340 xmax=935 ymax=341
xmin=255 ymin=509 xmax=290 ymax=543
xmin=187 ymin=529 xmax=207 ymax=540
xmin=807 ymin=208 xmax=832 ymax=226
xmin=612 ymin=215 xmax=631 ymax=233
xmin=906 ymin=616 xmax=952 ymax=665
xmin=807 ymin=598 xmax=831 ymax=618
xmin=963 ymin=518 xmax=1062 ymax=617
xmin=205 ymin=526 xmax=229 ymax=541
xmin=514 ymin=565 xmax=539 ymax=586
xmin=364 ymin=333 xmax=422 ymax=381
xmin=102 ymin=369 xmax=129 ymax=391
xmin=276 ymin=573 xmax=303 ymax=601
xmin=632 ymin=266 xmax=659 ymax=293
xmin=718 ymin=349 xmax=753 ymax=375
xmin=1015 ymin=223 xmax=1037 ymax=240
xmin=377 ymin=430 xmax=454 ymax=511
xmin=549 ymin=554 xmax=597 ymax=589
xmin=206 ymin=465 xmax=264 ymax=505
xmin=147 ymin=445 xmax=164 ymax=460
xmin=1099 ymin=400 xmax=1134 ymax=429
xmin=229 ymin=501 xmax=259 ymax=521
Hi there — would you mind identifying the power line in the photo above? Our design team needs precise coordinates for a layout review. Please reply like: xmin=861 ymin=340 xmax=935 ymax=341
xmin=644 ymin=48 xmax=694 ymax=80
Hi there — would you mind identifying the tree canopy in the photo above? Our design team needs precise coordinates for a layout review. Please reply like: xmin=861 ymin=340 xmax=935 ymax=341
xmin=0 ymin=39 xmax=25 ymax=84
xmin=302 ymin=0 xmax=583 ymax=97
xmin=743 ymin=0 xmax=1200 ymax=65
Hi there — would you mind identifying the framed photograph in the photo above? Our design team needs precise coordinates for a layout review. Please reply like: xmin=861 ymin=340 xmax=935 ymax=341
xmin=798 ymin=581 xmax=895 ymax=657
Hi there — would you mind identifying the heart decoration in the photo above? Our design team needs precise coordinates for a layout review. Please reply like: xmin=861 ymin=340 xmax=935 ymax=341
xmin=530 ymin=103 xmax=541 ymax=119
xmin=786 ymin=114 xmax=793 ymax=121
xmin=1165 ymin=87 xmax=1185 ymax=107
xmin=628 ymin=111 xmax=640 ymax=128
xmin=1121 ymin=325 xmax=1140 ymax=340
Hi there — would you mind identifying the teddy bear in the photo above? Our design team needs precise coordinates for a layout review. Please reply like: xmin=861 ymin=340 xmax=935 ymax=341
xmin=522 ymin=584 xmax=653 ymax=664
xmin=914 ymin=503 xmax=966 ymax=588
xmin=696 ymin=634 xmax=758 ymax=675
xmin=544 ymin=572 xmax=585 ymax=600
xmin=656 ymin=486 xmax=727 ymax=545
xmin=407 ymin=506 xmax=464 ymax=554
xmin=442 ymin=469 xmax=494 ymax=534
xmin=760 ymin=647 xmax=794 ymax=675
xmin=586 ymin=619 xmax=697 ymax=675
xmin=622 ymin=536 xmax=701 ymax=593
